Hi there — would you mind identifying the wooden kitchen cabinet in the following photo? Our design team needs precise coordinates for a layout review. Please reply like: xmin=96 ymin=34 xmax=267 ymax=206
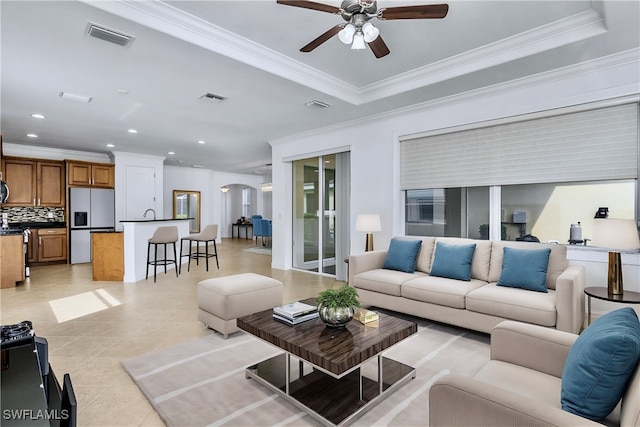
xmin=0 ymin=157 xmax=64 ymax=207
xmin=1 ymin=234 xmax=25 ymax=287
xmin=67 ymin=161 xmax=114 ymax=188
xmin=32 ymin=228 xmax=67 ymax=263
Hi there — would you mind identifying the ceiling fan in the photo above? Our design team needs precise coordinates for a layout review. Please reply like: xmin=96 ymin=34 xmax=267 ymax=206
xmin=276 ymin=0 xmax=449 ymax=58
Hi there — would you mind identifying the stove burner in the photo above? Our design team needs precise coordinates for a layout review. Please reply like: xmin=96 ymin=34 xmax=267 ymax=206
xmin=1 ymin=320 xmax=34 ymax=349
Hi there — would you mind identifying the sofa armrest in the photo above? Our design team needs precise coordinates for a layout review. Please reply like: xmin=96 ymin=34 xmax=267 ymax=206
xmin=429 ymin=374 xmax=601 ymax=427
xmin=490 ymin=321 xmax=577 ymax=378
xmin=554 ymin=265 xmax=586 ymax=334
xmin=348 ymin=250 xmax=387 ymax=284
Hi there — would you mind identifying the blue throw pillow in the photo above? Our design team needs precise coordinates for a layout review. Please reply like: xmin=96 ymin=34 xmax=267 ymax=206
xmin=561 ymin=307 xmax=640 ymax=421
xmin=429 ymin=242 xmax=476 ymax=281
xmin=382 ymin=238 xmax=422 ymax=273
xmin=497 ymin=247 xmax=551 ymax=292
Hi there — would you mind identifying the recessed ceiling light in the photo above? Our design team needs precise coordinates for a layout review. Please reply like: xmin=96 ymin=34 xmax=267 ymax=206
xmin=31 ymin=113 xmax=46 ymax=119
xmin=115 ymin=89 xmax=129 ymax=94
xmin=26 ymin=133 xmax=38 ymax=138
xmin=168 ymin=151 xmax=175 ymax=155
xmin=127 ymin=129 xmax=138 ymax=134
xmin=192 ymin=165 xmax=204 ymax=168
xmin=197 ymin=140 xmax=206 ymax=145
xmin=106 ymin=143 xmax=115 ymax=148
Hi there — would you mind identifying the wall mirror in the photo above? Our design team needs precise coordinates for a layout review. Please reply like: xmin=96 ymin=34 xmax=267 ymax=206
xmin=173 ymin=190 xmax=201 ymax=233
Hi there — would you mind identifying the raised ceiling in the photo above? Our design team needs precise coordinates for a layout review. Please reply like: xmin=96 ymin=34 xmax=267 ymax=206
xmin=1 ymin=1 xmax=638 ymax=174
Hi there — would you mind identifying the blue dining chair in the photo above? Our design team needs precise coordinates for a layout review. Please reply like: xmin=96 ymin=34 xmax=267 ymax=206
xmin=251 ymin=215 xmax=263 ymax=243
xmin=259 ymin=218 xmax=272 ymax=247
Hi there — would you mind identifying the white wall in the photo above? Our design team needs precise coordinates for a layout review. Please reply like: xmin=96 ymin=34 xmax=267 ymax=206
xmin=163 ymin=167 xmax=264 ymax=240
xmin=270 ymin=50 xmax=640 ymax=299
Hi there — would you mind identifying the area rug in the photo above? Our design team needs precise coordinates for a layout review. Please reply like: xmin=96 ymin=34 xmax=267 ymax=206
xmin=122 ymin=317 xmax=489 ymax=426
xmin=242 ymin=246 xmax=272 ymax=256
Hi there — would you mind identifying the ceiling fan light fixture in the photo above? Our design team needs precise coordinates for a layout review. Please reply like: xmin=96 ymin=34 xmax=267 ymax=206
xmin=338 ymin=23 xmax=355 ymax=44
xmin=351 ymin=32 xmax=366 ymax=50
xmin=362 ymin=22 xmax=379 ymax=42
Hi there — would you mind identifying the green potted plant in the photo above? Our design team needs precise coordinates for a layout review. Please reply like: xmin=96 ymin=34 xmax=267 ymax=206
xmin=316 ymin=284 xmax=360 ymax=328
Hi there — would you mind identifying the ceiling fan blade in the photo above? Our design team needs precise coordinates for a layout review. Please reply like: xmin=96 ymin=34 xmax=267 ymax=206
xmin=300 ymin=24 xmax=344 ymax=52
xmin=378 ymin=4 xmax=449 ymax=20
xmin=276 ymin=0 xmax=341 ymax=14
xmin=368 ymin=35 xmax=390 ymax=58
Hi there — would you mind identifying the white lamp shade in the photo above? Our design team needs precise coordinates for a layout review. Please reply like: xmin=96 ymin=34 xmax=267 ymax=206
xmin=362 ymin=22 xmax=379 ymax=43
xmin=351 ymin=32 xmax=366 ymax=50
xmin=355 ymin=214 xmax=381 ymax=232
xmin=592 ymin=219 xmax=640 ymax=250
xmin=338 ymin=24 xmax=355 ymax=44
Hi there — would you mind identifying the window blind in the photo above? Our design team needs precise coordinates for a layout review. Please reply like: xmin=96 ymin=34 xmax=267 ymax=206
xmin=400 ymin=103 xmax=639 ymax=190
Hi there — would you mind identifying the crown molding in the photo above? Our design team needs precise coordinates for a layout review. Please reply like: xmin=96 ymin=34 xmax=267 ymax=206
xmin=271 ymin=49 xmax=639 ymax=145
xmin=83 ymin=2 xmax=606 ymax=106
xmin=81 ymin=0 xmax=362 ymax=104
xmin=358 ymin=9 xmax=606 ymax=103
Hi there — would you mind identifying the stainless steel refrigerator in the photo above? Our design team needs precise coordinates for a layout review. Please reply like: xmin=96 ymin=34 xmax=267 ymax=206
xmin=69 ymin=188 xmax=115 ymax=264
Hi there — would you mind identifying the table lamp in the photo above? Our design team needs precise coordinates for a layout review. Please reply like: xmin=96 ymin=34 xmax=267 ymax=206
xmin=592 ymin=218 xmax=640 ymax=295
xmin=355 ymin=214 xmax=381 ymax=252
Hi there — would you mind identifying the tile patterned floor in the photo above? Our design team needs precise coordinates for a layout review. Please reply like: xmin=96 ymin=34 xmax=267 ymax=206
xmin=1 ymin=238 xmax=341 ymax=426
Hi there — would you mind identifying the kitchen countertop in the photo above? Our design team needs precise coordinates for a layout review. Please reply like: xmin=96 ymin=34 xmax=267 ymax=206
xmin=119 ymin=218 xmax=193 ymax=223
xmin=8 ymin=221 xmax=66 ymax=229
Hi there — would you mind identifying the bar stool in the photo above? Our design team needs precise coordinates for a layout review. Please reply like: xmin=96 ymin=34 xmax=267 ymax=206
xmin=146 ymin=226 xmax=179 ymax=282
xmin=179 ymin=224 xmax=219 ymax=273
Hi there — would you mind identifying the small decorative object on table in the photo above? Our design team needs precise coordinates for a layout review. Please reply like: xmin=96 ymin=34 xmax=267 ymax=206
xmin=354 ymin=307 xmax=379 ymax=325
xmin=316 ymin=284 xmax=359 ymax=328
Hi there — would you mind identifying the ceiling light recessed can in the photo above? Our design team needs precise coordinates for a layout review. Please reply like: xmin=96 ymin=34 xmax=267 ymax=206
xmin=115 ymin=89 xmax=130 ymax=94
xmin=106 ymin=143 xmax=115 ymax=148
xmin=168 ymin=151 xmax=175 ymax=155
xmin=26 ymin=133 xmax=38 ymax=138
xmin=197 ymin=140 xmax=206 ymax=144
xmin=127 ymin=129 xmax=138 ymax=134
xmin=31 ymin=113 xmax=46 ymax=119
xmin=192 ymin=165 xmax=204 ymax=168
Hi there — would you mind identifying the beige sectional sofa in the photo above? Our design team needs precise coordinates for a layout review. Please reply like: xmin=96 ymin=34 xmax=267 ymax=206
xmin=349 ymin=237 xmax=586 ymax=334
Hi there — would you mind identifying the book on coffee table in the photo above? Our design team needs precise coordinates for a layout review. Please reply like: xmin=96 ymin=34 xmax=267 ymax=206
xmin=273 ymin=311 xmax=319 ymax=325
xmin=273 ymin=301 xmax=318 ymax=320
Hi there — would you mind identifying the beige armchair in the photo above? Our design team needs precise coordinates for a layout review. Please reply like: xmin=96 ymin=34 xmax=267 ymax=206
xmin=429 ymin=321 xmax=640 ymax=426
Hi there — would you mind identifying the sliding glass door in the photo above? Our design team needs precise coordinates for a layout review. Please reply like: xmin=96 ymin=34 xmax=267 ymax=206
xmin=292 ymin=153 xmax=349 ymax=279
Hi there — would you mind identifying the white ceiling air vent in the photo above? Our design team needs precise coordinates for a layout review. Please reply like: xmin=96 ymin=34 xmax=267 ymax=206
xmin=200 ymin=93 xmax=226 ymax=103
xmin=87 ymin=23 xmax=135 ymax=47
xmin=305 ymin=100 xmax=330 ymax=109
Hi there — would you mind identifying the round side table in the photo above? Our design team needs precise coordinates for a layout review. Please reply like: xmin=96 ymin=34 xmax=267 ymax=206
xmin=584 ymin=286 xmax=640 ymax=325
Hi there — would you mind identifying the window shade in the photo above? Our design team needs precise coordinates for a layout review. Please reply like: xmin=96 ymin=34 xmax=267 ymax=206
xmin=401 ymin=103 xmax=639 ymax=190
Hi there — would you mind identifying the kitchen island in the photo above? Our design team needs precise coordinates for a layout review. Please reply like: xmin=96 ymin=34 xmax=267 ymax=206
xmin=120 ymin=219 xmax=192 ymax=283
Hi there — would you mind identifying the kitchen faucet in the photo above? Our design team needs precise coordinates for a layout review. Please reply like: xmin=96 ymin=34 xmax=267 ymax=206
xmin=143 ymin=209 xmax=156 ymax=220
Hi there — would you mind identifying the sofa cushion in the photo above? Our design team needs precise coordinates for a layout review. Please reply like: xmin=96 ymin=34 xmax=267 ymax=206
xmin=430 ymin=242 xmax=476 ymax=281
xmin=474 ymin=360 xmax=562 ymax=410
xmin=497 ymin=247 xmax=551 ymax=292
xmin=388 ymin=237 xmax=435 ymax=274
xmin=352 ymin=269 xmax=426 ymax=297
xmin=489 ymin=241 xmax=567 ymax=290
xmin=434 ymin=237 xmax=492 ymax=282
xmin=561 ymin=307 xmax=640 ymax=421
xmin=466 ymin=284 xmax=556 ymax=327
xmin=402 ymin=276 xmax=487 ymax=309
xmin=383 ymin=238 xmax=422 ymax=273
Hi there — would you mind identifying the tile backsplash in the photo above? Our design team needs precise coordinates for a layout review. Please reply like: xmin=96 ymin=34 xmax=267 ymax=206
xmin=0 ymin=206 xmax=65 ymax=223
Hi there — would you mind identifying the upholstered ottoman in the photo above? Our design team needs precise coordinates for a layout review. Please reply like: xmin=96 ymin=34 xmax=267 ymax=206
xmin=197 ymin=273 xmax=283 ymax=338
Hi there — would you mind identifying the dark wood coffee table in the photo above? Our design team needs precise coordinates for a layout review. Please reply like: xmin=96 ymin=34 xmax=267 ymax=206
xmin=237 ymin=299 xmax=417 ymax=426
